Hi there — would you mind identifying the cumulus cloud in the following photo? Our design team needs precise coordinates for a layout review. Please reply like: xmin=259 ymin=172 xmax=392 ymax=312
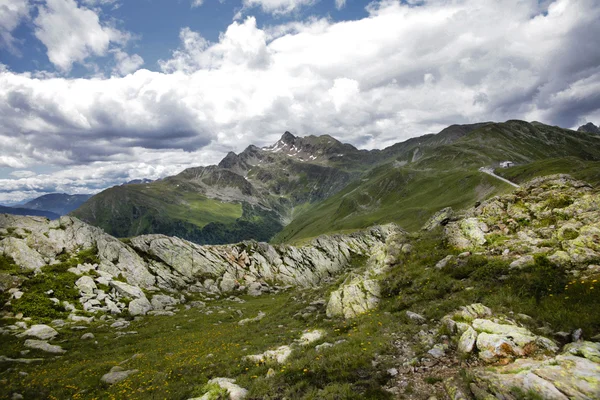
xmin=0 ymin=0 xmax=30 ymax=54
xmin=33 ymin=0 xmax=130 ymax=72
xmin=1 ymin=0 xmax=600 ymax=200
xmin=112 ymin=49 xmax=144 ymax=76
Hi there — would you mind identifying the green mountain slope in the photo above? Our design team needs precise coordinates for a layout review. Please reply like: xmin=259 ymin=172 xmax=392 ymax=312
xmin=71 ymin=132 xmax=382 ymax=244
xmin=73 ymin=120 xmax=600 ymax=245
xmin=274 ymin=121 xmax=600 ymax=243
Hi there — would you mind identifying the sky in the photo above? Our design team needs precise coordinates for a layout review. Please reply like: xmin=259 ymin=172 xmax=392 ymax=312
xmin=0 ymin=0 xmax=599 ymax=205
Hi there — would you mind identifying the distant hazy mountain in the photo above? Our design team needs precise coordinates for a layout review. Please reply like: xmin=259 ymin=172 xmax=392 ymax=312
xmin=21 ymin=193 xmax=92 ymax=216
xmin=0 ymin=205 xmax=60 ymax=220
xmin=578 ymin=122 xmax=600 ymax=134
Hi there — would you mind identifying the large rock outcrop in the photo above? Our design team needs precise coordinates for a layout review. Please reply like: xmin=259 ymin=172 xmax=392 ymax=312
xmin=470 ymin=341 xmax=600 ymax=399
xmin=444 ymin=175 xmax=600 ymax=274
xmin=326 ymin=226 xmax=407 ymax=318
xmin=443 ymin=304 xmax=558 ymax=364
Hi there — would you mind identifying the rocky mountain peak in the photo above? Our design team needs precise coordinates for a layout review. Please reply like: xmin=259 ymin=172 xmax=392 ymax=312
xmin=280 ymin=131 xmax=296 ymax=144
xmin=578 ymin=122 xmax=599 ymax=134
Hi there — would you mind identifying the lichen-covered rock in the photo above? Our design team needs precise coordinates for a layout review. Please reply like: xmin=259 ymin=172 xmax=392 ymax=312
xmin=326 ymin=229 xmax=407 ymax=319
xmin=444 ymin=305 xmax=557 ymax=362
xmin=563 ymin=341 xmax=600 ymax=363
xmin=458 ymin=326 xmax=477 ymax=354
xmin=150 ymin=294 xmax=179 ymax=310
xmin=444 ymin=175 xmax=600 ymax=276
xmin=470 ymin=343 xmax=600 ymax=400
xmin=326 ymin=274 xmax=381 ymax=319
xmin=75 ymin=276 xmax=97 ymax=296
xmin=1 ymin=215 xmax=406 ymax=320
xmin=422 ymin=207 xmax=454 ymax=231
xmin=245 ymin=346 xmax=292 ymax=364
xmin=110 ymin=281 xmax=145 ymax=299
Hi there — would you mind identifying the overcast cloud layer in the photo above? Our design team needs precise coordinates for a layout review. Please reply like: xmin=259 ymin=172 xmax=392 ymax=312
xmin=1 ymin=0 xmax=600 ymax=204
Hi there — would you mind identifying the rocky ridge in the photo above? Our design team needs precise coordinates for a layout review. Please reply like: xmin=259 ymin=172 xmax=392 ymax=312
xmin=0 ymin=213 xmax=401 ymax=320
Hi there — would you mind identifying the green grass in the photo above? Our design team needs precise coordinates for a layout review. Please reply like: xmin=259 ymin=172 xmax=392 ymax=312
xmin=164 ymin=193 xmax=242 ymax=228
xmin=0 ymin=289 xmax=410 ymax=400
xmin=274 ymin=167 xmax=513 ymax=243
xmin=6 ymin=248 xmax=101 ymax=323
xmin=496 ymin=157 xmax=600 ymax=187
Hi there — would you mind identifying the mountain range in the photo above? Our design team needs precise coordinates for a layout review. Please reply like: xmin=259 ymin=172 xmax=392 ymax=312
xmin=70 ymin=120 xmax=600 ymax=245
xmin=20 ymin=194 xmax=92 ymax=216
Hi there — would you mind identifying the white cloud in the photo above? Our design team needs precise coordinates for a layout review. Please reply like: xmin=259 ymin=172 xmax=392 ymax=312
xmin=159 ymin=18 xmax=271 ymax=72
xmin=242 ymin=0 xmax=316 ymax=15
xmin=33 ymin=0 xmax=130 ymax=73
xmin=191 ymin=0 xmax=204 ymax=7
xmin=10 ymin=170 xmax=36 ymax=178
xmin=328 ymin=78 xmax=359 ymax=112
xmin=0 ymin=0 xmax=30 ymax=53
xmin=335 ymin=0 xmax=345 ymax=10
xmin=1 ymin=0 xmax=599 ymax=200
xmin=112 ymin=49 xmax=144 ymax=76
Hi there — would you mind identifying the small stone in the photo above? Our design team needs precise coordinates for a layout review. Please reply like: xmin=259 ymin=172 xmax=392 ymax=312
xmin=266 ymin=368 xmax=276 ymax=378
xmin=458 ymin=326 xmax=478 ymax=354
xmin=387 ymin=368 xmax=398 ymax=376
xmin=406 ymin=311 xmax=426 ymax=323
xmin=427 ymin=345 xmax=445 ymax=359
xmin=101 ymin=368 xmax=139 ymax=385
xmin=110 ymin=320 xmax=130 ymax=329
xmin=435 ymin=255 xmax=454 ymax=269
xmin=315 ymin=342 xmax=333 ymax=352
xmin=81 ymin=333 xmax=95 ymax=340
xmin=573 ymin=328 xmax=583 ymax=342
xmin=15 ymin=321 xmax=27 ymax=329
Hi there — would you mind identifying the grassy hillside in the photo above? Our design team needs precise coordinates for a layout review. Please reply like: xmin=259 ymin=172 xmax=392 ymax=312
xmin=496 ymin=157 xmax=600 ymax=186
xmin=275 ymin=121 xmax=600 ymax=243
xmin=71 ymin=180 xmax=283 ymax=244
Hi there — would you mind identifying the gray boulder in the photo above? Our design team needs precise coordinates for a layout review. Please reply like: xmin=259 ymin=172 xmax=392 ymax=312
xmin=101 ymin=366 xmax=139 ymax=385
xmin=75 ymin=276 xmax=97 ymax=295
xmin=22 ymin=325 xmax=58 ymax=340
xmin=129 ymin=297 xmax=152 ymax=316
xmin=24 ymin=339 xmax=66 ymax=354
